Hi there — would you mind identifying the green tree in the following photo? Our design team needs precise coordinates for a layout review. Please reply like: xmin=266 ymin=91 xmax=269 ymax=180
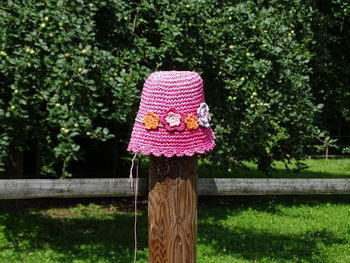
xmin=311 ymin=0 xmax=350 ymax=148
xmin=0 ymin=0 xmax=146 ymax=176
xmin=0 ymin=0 xmax=346 ymax=177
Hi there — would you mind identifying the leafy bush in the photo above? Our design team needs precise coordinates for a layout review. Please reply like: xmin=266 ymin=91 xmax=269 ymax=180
xmin=311 ymin=0 xmax=350 ymax=135
xmin=0 ymin=0 xmax=147 ymax=176
xmin=0 ymin=0 xmax=347 ymax=177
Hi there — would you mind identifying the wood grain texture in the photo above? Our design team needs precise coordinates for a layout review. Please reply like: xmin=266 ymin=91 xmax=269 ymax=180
xmin=0 ymin=178 xmax=349 ymax=199
xmin=198 ymin=178 xmax=350 ymax=195
xmin=0 ymin=178 xmax=146 ymax=199
xmin=148 ymin=155 xmax=198 ymax=263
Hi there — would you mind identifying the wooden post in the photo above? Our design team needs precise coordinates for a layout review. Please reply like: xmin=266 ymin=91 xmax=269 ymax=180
xmin=148 ymin=155 xmax=198 ymax=263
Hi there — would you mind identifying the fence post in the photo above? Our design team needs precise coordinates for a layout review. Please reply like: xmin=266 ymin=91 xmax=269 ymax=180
xmin=148 ymin=155 xmax=198 ymax=263
xmin=325 ymin=146 xmax=329 ymax=160
xmin=127 ymin=71 xmax=214 ymax=262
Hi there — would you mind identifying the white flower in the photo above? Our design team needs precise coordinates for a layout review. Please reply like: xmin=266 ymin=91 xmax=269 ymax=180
xmin=165 ymin=112 xmax=181 ymax=127
xmin=197 ymin=102 xmax=211 ymax=128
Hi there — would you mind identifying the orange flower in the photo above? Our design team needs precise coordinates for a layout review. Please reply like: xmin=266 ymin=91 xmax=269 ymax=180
xmin=143 ymin=112 xmax=160 ymax=129
xmin=185 ymin=113 xmax=199 ymax=130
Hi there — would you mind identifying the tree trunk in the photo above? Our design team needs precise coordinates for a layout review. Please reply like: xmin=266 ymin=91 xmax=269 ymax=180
xmin=6 ymin=146 xmax=23 ymax=178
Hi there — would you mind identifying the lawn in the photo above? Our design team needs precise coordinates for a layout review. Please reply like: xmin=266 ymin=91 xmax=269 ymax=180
xmin=199 ymin=158 xmax=350 ymax=178
xmin=0 ymin=195 xmax=349 ymax=263
xmin=0 ymin=158 xmax=349 ymax=262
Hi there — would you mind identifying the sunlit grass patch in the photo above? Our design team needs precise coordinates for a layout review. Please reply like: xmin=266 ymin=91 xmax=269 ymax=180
xmin=0 ymin=196 xmax=349 ymax=263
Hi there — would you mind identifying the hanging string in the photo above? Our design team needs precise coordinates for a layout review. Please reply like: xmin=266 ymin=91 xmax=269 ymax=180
xmin=133 ymin=156 xmax=139 ymax=263
xmin=129 ymin=153 xmax=137 ymax=187
xmin=129 ymin=153 xmax=139 ymax=263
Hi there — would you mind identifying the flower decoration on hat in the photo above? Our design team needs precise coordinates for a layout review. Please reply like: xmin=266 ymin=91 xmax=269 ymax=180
xmin=185 ymin=113 xmax=199 ymax=130
xmin=161 ymin=108 xmax=185 ymax=131
xmin=138 ymin=103 xmax=212 ymax=131
xmin=143 ymin=112 xmax=160 ymax=130
xmin=197 ymin=102 xmax=211 ymax=128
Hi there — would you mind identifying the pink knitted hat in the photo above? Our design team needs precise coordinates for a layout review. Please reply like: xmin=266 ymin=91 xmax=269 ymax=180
xmin=127 ymin=71 xmax=215 ymax=157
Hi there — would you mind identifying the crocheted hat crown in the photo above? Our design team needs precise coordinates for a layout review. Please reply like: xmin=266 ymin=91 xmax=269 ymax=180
xmin=127 ymin=71 xmax=215 ymax=157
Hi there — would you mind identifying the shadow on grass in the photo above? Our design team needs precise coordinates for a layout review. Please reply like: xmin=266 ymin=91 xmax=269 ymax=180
xmin=0 ymin=195 xmax=349 ymax=262
xmin=197 ymin=196 xmax=349 ymax=262
xmin=0 ymin=210 xmax=148 ymax=263
xmin=198 ymin=222 xmax=345 ymax=262
xmin=199 ymin=195 xmax=350 ymax=211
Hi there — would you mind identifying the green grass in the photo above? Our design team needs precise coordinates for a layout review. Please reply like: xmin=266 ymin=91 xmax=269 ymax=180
xmin=0 ymin=196 xmax=349 ymax=263
xmin=0 ymin=159 xmax=349 ymax=262
xmin=199 ymin=158 xmax=350 ymax=178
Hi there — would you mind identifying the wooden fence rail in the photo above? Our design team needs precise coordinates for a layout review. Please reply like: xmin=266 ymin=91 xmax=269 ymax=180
xmin=0 ymin=178 xmax=350 ymax=199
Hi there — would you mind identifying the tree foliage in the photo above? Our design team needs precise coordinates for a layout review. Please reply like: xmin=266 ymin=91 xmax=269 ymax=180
xmin=0 ymin=0 xmax=348 ymax=177
xmin=311 ymin=0 xmax=350 ymax=136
